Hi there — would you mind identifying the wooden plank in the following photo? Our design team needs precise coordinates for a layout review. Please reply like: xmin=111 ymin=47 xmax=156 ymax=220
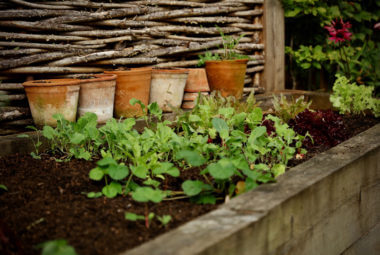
xmin=262 ymin=0 xmax=285 ymax=91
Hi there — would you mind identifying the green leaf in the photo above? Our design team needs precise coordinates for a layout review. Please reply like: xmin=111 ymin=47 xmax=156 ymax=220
xmin=249 ymin=126 xmax=267 ymax=142
xmin=131 ymin=165 xmax=149 ymax=179
xmin=148 ymin=102 xmax=162 ymax=119
xmin=272 ymin=164 xmax=286 ymax=177
xmin=87 ymin=192 xmax=102 ymax=198
xmin=212 ymin=117 xmax=229 ymax=139
xmin=97 ymin=157 xmax=117 ymax=167
xmin=17 ymin=134 xmax=29 ymax=138
xmin=248 ymin=108 xmax=263 ymax=123
xmin=89 ymin=167 xmax=104 ymax=181
xmin=123 ymin=118 xmax=136 ymax=131
xmin=176 ymin=150 xmax=206 ymax=167
xmin=125 ymin=212 xmax=145 ymax=221
xmin=42 ymin=126 xmax=56 ymax=140
xmin=191 ymin=194 xmax=217 ymax=205
xmin=157 ymin=215 xmax=172 ymax=226
xmin=143 ymin=179 xmax=161 ymax=188
xmin=131 ymin=187 xmax=166 ymax=203
xmin=0 ymin=184 xmax=8 ymax=191
xmin=153 ymin=162 xmax=180 ymax=177
xmin=108 ymin=164 xmax=129 ymax=180
xmin=189 ymin=114 xmax=202 ymax=122
xmin=207 ymin=159 xmax=236 ymax=180
xmin=102 ymin=182 xmax=122 ymax=198
xmin=182 ymin=180 xmax=211 ymax=196
xmin=37 ymin=239 xmax=78 ymax=255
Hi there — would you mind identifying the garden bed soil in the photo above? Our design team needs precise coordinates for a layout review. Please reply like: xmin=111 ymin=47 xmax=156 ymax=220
xmin=0 ymin=115 xmax=378 ymax=255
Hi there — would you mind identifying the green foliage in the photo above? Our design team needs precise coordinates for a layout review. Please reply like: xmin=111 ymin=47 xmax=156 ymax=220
xmin=125 ymin=212 xmax=172 ymax=227
xmin=38 ymin=95 xmax=306 ymax=204
xmin=0 ymin=184 xmax=8 ymax=191
xmin=330 ymin=74 xmax=380 ymax=117
xmin=282 ymin=0 xmax=380 ymax=90
xmin=36 ymin=239 xmax=77 ymax=255
xmin=272 ymin=94 xmax=312 ymax=123
xmin=198 ymin=27 xmax=249 ymax=66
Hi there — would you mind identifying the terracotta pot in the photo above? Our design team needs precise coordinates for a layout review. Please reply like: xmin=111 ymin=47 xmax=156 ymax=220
xmin=149 ymin=69 xmax=189 ymax=112
xmin=184 ymin=68 xmax=210 ymax=93
xmin=22 ymin=79 xmax=80 ymax=127
xmin=181 ymin=101 xmax=196 ymax=110
xmin=182 ymin=92 xmax=209 ymax=101
xmin=205 ymin=59 xmax=248 ymax=99
xmin=77 ymin=74 xmax=116 ymax=123
xmin=105 ymin=68 xmax=152 ymax=118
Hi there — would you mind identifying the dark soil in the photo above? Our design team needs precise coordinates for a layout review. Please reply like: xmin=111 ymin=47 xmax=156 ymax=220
xmin=0 ymin=115 xmax=378 ymax=255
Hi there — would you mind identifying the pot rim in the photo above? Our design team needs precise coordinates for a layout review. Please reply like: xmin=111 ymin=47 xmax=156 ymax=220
xmin=23 ymin=79 xmax=81 ymax=87
xmin=152 ymin=69 xmax=190 ymax=74
xmin=76 ymin=74 xmax=117 ymax=83
xmin=205 ymin=59 xmax=249 ymax=64
xmin=104 ymin=67 xmax=152 ymax=76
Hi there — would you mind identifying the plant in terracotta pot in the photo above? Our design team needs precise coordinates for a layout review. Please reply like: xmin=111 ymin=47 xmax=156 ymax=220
xmin=198 ymin=28 xmax=250 ymax=99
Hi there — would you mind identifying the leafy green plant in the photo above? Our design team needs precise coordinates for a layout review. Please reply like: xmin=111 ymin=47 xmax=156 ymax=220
xmin=89 ymin=157 xmax=129 ymax=198
xmin=17 ymin=125 xmax=43 ymax=159
xmin=0 ymin=184 xmax=8 ymax=191
xmin=272 ymin=94 xmax=312 ymax=123
xmin=125 ymin=212 xmax=172 ymax=228
xmin=330 ymin=74 xmax=380 ymax=117
xmin=198 ymin=27 xmax=249 ymax=66
xmin=157 ymin=215 xmax=172 ymax=227
xmin=36 ymin=239 xmax=77 ymax=255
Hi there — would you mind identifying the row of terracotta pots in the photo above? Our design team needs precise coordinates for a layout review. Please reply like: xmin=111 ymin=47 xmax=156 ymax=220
xmin=22 ymin=68 xmax=208 ymax=127
xmin=22 ymin=59 xmax=247 ymax=127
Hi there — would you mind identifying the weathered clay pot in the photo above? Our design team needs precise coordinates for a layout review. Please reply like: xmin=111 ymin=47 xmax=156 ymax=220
xmin=184 ymin=68 xmax=210 ymax=93
xmin=183 ymin=92 xmax=209 ymax=101
xmin=22 ymin=79 xmax=80 ymax=127
xmin=149 ymin=69 xmax=189 ymax=112
xmin=205 ymin=59 xmax=248 ymax=99
xmin=105 ymin=68 xmax=152 ymax=118
xmin=77 ymin=74 xmax=116 ymax=123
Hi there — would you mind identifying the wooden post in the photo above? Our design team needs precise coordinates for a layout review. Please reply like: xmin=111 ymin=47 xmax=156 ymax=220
xmin=262 ymin=0 xmax=285 ymax=92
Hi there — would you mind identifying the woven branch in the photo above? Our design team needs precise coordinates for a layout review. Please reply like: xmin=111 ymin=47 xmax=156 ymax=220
xmin=49 ymin=45 xmax=156 ymax=66
xmin=1 ymin=67 xmax=106 ymax=74
xmin=10 ymin=0 xmax=74 ymax=10
xmin=0 ymin=49 xmax=46 ymax=57
xmin=0 ymin=20 xmax=93 ymax=32
xmin=0 ymin=32 xmax=88 ymax=42
xmin=0 ymin=41 xmax=105 ymax=50
xmin=0 ymin=52 xmax=76 ymax=70
xmin=0 ymin=83 xmax=24 ymax=90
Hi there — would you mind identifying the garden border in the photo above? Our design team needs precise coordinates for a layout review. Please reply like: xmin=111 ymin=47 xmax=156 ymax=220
xmin=122 ymin=123 xmax=379 ymax=255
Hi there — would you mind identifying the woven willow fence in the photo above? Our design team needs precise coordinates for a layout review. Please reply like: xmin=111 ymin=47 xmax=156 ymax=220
xmin=0 ymin=0 xmax=285 ymax=134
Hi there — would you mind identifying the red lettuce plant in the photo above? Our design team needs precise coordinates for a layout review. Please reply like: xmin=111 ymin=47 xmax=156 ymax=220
xmin=288 ymin=109 xmax=348 ymax=148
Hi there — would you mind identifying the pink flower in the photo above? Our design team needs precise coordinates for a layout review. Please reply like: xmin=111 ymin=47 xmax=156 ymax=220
xmin=324 ymin=19 xmax=352 ymax=43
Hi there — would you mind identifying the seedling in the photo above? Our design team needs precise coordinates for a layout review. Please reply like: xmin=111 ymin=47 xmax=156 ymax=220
xmin=36 ymin=239 xmax=77 ymax=255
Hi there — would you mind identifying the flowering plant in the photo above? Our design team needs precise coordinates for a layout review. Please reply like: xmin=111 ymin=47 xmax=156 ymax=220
xmin=324 ymin=19 xmax=352 ymax=44
xmin=324 ymin=19 xmax=352 ymax=78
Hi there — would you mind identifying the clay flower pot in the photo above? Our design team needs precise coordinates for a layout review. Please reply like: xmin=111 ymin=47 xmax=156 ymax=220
xmin=22 ymin=79 xmax=80 ymax=127
xmin=77 ymin=74 xmax=116 ymax=123
xmin=105 ymin=68 xmax=152 ymax=118
xmin=205 ymin=59 xmax=248 ymax=99
xmin=184 ymin=68 xmax=210 ymax=93
xmin=149 ymin=69 xmax=189 ymax=112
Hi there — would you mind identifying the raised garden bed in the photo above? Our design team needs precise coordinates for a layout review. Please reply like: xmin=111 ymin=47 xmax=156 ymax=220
xmin=0 ymin=91 xmax=379 ymax=255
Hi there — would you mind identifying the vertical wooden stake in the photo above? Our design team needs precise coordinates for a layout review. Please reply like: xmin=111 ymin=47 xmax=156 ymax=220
xmin=263 ymin=0 xmax=285 ymax=92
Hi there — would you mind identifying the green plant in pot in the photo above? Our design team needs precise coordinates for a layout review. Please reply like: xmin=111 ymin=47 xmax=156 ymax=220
xmin=198 ymin=28 xmax=250 ymax=99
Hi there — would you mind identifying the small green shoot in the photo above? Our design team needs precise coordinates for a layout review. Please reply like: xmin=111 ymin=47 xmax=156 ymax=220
xmin=36 ymin=239 xmax=77 ymax=255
